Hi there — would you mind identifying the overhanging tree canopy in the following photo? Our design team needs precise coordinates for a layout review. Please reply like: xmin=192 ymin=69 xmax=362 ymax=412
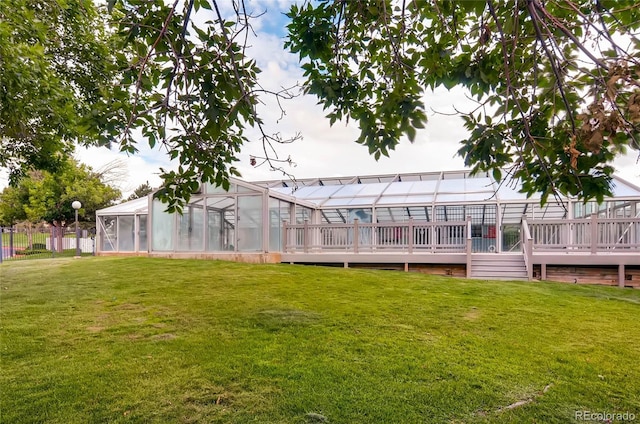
xmin=1 ymin=0 xmax=639 ymax=209
xmin=0 ymin=0 xmax=121 ymax=183
xmin=286 ymin=0 xmax=640 ymax=204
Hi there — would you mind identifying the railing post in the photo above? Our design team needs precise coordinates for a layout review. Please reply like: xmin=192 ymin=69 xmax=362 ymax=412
xmin=282 ymin=220 xmax=288 ymax=253
xmin=431 ymin=222 xmax=436 ymax=253
xmin=591 ymin=213 xmax=598 ymax=254
xmin=51 ymin=226 xmax=57 ymax=257
xmin=0 ymin=227 xmax=3 ymax=263
xmin=408 ymin=218 xmax=414 ymax=254
xmin=522 ymin=215 xmax=533 ymax=281
xmin=303 ymin=220 xmax=309 ymax=253
xmin=353 ymin=218 xmax=359 ymax=253
xmin=466 ymin=216 xmax=472 ymax=278
xmin=9 ymin=226 xmax=14 ymax=258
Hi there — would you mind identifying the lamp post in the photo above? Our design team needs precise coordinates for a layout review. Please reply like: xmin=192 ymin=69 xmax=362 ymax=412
xmin=72 ymin=201 xmax=82 ymax=258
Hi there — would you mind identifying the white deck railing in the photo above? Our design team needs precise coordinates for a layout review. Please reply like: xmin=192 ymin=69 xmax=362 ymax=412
xmin=283 ymin=218 xmax=469 ymax=253
xmin=528 ymin=215 xmax=640 ymax=252
xmin=283 ymin=215 xmax=640 ymax=254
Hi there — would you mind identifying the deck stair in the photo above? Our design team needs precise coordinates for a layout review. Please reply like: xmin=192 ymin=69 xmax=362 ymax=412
xmin=470 ymin=254 xmax=528 ymax=280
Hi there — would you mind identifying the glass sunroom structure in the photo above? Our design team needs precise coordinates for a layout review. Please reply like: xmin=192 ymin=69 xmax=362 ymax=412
xmin=96 ymin=197 xmax=149 ymax=253
xmin=96 ymin=170 xmax=640 ymax=256
xmin=148 ymin=179 xmax=315 ymax=253
xmin=97 ymin=178 xmax=317 ymax=255
xmin=263 ymin=171 xmax=640 ymax=253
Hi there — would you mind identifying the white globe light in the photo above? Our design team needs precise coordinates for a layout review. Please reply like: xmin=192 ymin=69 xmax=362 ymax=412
xmin=72 ymin=200 xmax=82 ymax=210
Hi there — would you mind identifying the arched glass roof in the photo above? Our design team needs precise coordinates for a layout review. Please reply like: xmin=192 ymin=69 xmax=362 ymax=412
xmin=98 ymin=170 xmax=640 ymax=217
xmin=266 ymin=170 xmax=640 ymax=208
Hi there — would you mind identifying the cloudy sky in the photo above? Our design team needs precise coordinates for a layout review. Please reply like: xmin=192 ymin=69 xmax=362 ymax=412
xmin=2 ymin=0 xmax=638 ymax=197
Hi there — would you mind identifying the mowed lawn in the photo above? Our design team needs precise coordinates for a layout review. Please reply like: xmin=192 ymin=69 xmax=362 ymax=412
xmin=1 ymin=258 xmax=639 ymax=423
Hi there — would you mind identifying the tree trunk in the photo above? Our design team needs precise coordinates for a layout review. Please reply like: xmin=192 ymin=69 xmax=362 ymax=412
xmin=51 ymin=221 xmax=66 ymax=252
xmin=26 ymin=222 xmax=33 ymax=250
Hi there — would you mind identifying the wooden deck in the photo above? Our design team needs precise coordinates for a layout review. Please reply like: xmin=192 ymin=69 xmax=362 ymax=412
xmin=282 ymin=217 xmax=640 ymax=287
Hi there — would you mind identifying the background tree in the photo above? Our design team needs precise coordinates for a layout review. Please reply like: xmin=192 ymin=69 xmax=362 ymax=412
xmin=0 ymin=159 xmax=121 ymax=250
xmin=0 ymin=0 xmax=126 ymax=184
xmin=127 ymin=181 xmax=154 ymax=201
xmin=0 ymin=177 xmax=39 ymax=248
xmin=0 ymin=183 xmax=29 ymax=227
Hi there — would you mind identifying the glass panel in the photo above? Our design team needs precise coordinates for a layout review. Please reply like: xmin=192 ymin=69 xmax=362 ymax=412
xmin=574 ymin=202 xmax=596 ymax=219
xmin=138 ymin=215 xmax=148 ymax=251
xmin=376 ymin=194 xmax=434 ymax=205
xmin=118 ymin=216 xmax=135 ymax=251
xmin=269 ymin=198 xmax=290 ymax=252
xmin=501 ymin=204 xmax=528 ymax=224
xmin=296 ymin=206 xmax=312 ymax=224
xmin=330 ymin=183 xmax=387 ymax=198
xmin=320 ymin=209 xmax=347 ymax=224
xmin=530 ymin=203 xmax=568 ymax=219
xmin=238 ymin=195 xmax=263 ymax=251
xmin=100 ymin=216 xmax=117 ymax=251
xmin=206 ymin=196 xmax=235 ymax=251
xmin=437 ymin=178 xmax=495 ymax=194
xmin=152 ymin=199 xmax=174 ymax=251
xmin=407 ymin=206 xmax=431 ymax=221
xmin=496 ymin=185 xmax=529 ymax=201
xmin=237 ymin=183 xmax=260 ymax=193
xmin=323 ymin=197 xmax=378 ymax=207
xmin=207 ymin=196 xmax=235 ymax=210
xmin=435 ymin=205 xmax=466 ymax=222
xmin=204 ymin=181 xmax=234 ymax=194
xmin=224 ymin=209 xmax=236 ymax=250
xmin=435 ymin=193 xmax=495 ymax=203
xmin=502 ymin=224 xmax=521 ymax=252
xmin=307 ymin=185 xmax=345 ymax=200
xmin=177 ymin=202 xmax=204 ymax=251
xmin=611 ymin=178 xmax=640 ymax=197
xmin=348 ymin=209 xmax=372 ymax=223
xmin=206 ymin=207 xmax=222 ymax=251
xmin=384 ymin=180 xmax=439 ymax=196
xmin=376 ymin=207 xmax=409 ymax=222
xmin=461 ymin=177 xmax=494 ymax=192
xmin=270 ymin=186 xmax=297 ymax=197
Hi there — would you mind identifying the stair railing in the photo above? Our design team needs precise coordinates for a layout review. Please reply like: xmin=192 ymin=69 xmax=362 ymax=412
xmin=521 ymin=215 xmax=533 ymax=281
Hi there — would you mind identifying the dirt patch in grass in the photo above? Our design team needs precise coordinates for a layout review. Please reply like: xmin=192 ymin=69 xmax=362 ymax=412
xmin=463 ymin=307 xmax=481 ymax=321
xmin=112 ymin=303 xmax=144 ymax=311
xmin=152 ymin=333 xmax=177 ymax=341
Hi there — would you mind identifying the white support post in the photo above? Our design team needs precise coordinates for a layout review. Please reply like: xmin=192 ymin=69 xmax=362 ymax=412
xmin=466 ymin=216 xmax=472 ymax=278
xmin=408 ymin=218 xmax=414 ymax=254
xmin=591 ymin=213 xmax=598 ymax=254
xmin=282 ymin=220 xmax=288 ymax=253
xmin=353 ymin=219 xmax=359 ymax=254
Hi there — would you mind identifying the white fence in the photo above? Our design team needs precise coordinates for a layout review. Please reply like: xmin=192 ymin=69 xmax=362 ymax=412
xmin=283 ymin=219 xmax=468 ymax=253
xmin=46 ymin=237 xmax=94 ymax=253
xmin=284 ymin=215 xmax=640 ymax=254
xmin=528 ymin=216 xmax=640 ymax=252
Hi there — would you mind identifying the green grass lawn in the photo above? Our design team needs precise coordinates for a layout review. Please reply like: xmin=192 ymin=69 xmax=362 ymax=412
xmin=1 ymin=257 xmax=639 ymax=423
